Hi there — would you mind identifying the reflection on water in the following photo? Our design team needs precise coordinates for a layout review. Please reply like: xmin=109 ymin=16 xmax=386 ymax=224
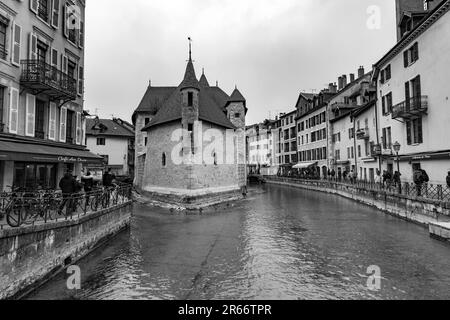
xmin=27 ymin=185 xmax=450 ymax=300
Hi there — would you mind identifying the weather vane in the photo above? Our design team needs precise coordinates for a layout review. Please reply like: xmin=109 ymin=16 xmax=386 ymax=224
xmin=188 ymin=37 xmax=194 ymax=62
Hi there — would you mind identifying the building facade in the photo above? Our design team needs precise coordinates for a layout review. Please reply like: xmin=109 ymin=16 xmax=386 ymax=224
xmin=296 ymin=90 xmax=334 ymax=178
xmin=328 ymin=70 xmax=377 ymax=180
xmin=133 ymin=52 xmax=247 ymax=204
xmin=373 ymin=0 xmax=450 ymax=184
xmin=0 ymin=0 xmax=101 ymax=191
xmin=246 ymin=119 xmax=277 ymax=175
xmin=85 ymin=117 xmax=135 ymax=177
xmin=277 ymin=110 xmax=297 ymax=171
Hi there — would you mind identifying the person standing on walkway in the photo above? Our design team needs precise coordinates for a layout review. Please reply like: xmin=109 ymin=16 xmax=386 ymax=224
xmin=446 ymin=171 xmax=450 ymax=188
xmin=58 ymin=172 xmax=77 ymax=216
xmin=413 ymin=169 xmax=424 ymax=197
xmin=81 ymin=170 xmax=94 ymax=206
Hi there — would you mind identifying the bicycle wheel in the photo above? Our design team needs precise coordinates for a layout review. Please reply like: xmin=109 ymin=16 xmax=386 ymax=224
xmin=6 ymin=202 xmax=28 ymax=227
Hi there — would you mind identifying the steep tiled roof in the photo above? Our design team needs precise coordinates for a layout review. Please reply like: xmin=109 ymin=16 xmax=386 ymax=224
xmin=228 ymin=88 xmax=246 ymax=103
xmin=199 ymin=70 xmax=210 ymax=87
xmin=86 ymin=119 xmax=135 ymax=137
xmin=133 ymin=86 xmax=176 ymax=115
xmin=180 ymin=59 xmax=200 ymax=90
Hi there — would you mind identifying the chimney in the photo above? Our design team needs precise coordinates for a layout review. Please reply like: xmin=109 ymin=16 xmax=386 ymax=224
xmin=329 ymin=83 xmax=336 ymax=93
xmin=342 ymin=75 xmax=347 ymax=87
xmin=350 ymin=73 xmax=355 ymax=82
xmin=338 ymin=77 xmax=343 ymax=91
xmin=333 ymin=83 xmax=338 ymax=92
xmin=358 ymin=66 xmax=365 ymax=78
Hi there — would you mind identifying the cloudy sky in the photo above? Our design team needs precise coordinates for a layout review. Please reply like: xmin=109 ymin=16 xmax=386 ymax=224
xmin=84 ymin=0 xmax=397 ymax=125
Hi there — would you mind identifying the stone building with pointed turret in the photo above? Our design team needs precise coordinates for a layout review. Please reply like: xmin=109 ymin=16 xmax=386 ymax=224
xmin=132 ymin=52 xmax=247 ymax=209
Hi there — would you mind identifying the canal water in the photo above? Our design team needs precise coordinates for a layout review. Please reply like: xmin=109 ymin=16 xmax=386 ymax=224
xmin=27 ymin=184 xmax=450 ymax=300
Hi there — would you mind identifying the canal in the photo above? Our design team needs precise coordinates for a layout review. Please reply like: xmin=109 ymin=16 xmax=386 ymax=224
xmin=27 ymin=184 xmax=450 ymax=300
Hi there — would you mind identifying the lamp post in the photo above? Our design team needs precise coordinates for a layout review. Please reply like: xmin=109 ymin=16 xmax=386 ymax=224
xmin=393 ymin=141 xmax=401 ymax=194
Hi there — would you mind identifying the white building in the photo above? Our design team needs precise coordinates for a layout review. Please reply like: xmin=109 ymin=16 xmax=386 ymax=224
xmin=246 ymin=120 xmax=277 ymax=175
xmin=328 ymin=70 xmax=377 ymax=180
xmin=0 ymin=0 xmax=102 ymax=191
xmin=295 ymin=90 xmax=334 ymax=178
xmin=373 ymin=0 xmax=450 ymax=184
xmin=85 ymin=117 xmax=135 ymax=177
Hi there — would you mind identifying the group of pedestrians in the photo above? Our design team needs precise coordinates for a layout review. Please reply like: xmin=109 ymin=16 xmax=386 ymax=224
xmin=58 ymin=168 xmax=116 ymax=216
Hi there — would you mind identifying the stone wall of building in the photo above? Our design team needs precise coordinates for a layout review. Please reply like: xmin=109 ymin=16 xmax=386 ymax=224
xmin=226 ymin=102 xmax=247 ymax=187
xmin=0 ymin=203 xmax=132 ymax=299
xmin=142 ymin=120 xmax=241 ymax=195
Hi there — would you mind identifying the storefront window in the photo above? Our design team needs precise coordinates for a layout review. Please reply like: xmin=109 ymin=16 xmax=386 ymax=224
xmin=13 ymin=163 xmax=57 ymax=190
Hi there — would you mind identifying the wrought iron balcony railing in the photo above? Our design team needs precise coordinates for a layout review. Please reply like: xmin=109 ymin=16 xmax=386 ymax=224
xmin=20 ymin=60 xmax=77 ymax=101
xmin=392 ymin=96 xmax=428 ymax=120
xmin=356 ymin=128 xmax=370 ymax=140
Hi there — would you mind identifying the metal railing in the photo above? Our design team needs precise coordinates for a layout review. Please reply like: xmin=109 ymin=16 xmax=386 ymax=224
xmin=0 ymin=185 xmax=133 ymax=229
xmin=267 ymin=176 xmax=450 ymax=203
xmin=20 ymin=60 xmax=77 ymax=98
xmin=392 ymin=96 xmax=428 ymax=119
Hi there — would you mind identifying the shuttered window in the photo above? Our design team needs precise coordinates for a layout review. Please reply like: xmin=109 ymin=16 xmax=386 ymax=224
xmin=48 ymin=102 xmax=57 ymax=140
xmin=76 ymin=112 xmax=82 ymax=145
xmin=11 ymin=23 xmax=21 ymax=66
xmin=25 ymin=94 xmax=36 ymax=137
xmin=28 ymin=33 xmax=37 ymax=60
xmin=8 ymin=87 xmax=19 ymax=134
xmin=59 ymin=107 xmax=67 ymax=142
xmin=51 ymin=0 xmax=60 ymax=28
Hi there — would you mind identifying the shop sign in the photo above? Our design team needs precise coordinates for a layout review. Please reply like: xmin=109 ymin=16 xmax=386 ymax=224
xmin=58 ymin=156 xmax=88 ymax=163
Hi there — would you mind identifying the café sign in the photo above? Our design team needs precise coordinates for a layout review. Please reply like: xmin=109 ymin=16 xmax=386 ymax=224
xmin=58 ymin=156 xmax=88 ymax=163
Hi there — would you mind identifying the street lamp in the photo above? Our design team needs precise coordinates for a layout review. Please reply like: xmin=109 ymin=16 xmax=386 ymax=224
xmin=393 ymin=141 xmax=401 ymax=193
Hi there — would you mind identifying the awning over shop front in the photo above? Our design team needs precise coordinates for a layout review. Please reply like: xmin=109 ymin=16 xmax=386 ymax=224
xmin=293 ymin=162 xmax=318 ymax=169
xmin=0 ymin=140 xmax=104 ymax=164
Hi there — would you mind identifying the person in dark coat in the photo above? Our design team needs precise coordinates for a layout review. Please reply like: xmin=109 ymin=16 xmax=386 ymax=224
xmin=446 ymin=171 xmax=450 ymax=189
xmin=58 ymin=172 xmax=77 ymax=215
xmin=81 ymin=171 xmax=94 ymax=206
xmin=413 ymin=169 xmax=425 ymax=197
xmin=102 ymin=169 xmax=115 ymax=187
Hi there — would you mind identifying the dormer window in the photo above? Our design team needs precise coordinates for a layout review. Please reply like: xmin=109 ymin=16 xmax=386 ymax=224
xmin=188 ymin=92 xmax=193 ymax=107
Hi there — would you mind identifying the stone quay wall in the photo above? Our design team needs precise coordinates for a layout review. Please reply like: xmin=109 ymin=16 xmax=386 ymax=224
xmin=265 ymin=177 xmax=450 ymax=227
xmin=0 ymin=202 xmax=132 ymax=300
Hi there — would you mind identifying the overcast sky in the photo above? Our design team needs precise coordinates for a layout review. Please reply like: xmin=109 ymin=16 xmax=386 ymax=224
xmin=84 ymin=0 xmax=397 ymax=125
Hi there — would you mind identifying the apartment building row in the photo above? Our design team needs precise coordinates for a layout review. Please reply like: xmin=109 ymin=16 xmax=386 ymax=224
xmin=0 ymin=0 xmax=102 ymax=191
xmin=247 ymin=0 xmax=450 ymax=184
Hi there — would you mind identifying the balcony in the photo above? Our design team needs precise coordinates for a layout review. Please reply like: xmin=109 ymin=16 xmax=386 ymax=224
xmin=20 ymin=60 xmax=77 ymax=101
xmin=392 ymin=96 xmax=428 ymax=120
xmin=356 ymin=128 xmax=370 ymax=140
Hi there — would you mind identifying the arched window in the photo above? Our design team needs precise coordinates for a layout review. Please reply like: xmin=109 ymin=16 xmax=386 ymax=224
xmin=162 ymin=153 xmax=166 ymax=167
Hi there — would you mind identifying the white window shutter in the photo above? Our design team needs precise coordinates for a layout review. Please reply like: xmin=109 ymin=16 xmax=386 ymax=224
xmin=51 ymin=0 xmax=60 ymax=29
xmin=79 ymin=21 xmax=84 ymax=48
xmin=28 ymin=33 xmax=37 ymax=60
xmin=11 ymin=23 xmax=21 ymax=67
xmin=48 ymin=102 xmax=57 ymax=141
xmin=8 ymin=88 xmax=19 ymax=134
xmin=51 ymin=48 xmax=58 ymax=67
xmin=63 ymin=3 xmax=69 ymax=38
xmin=78 ymin=65 xmax=84 ymax=95
xmin=60 ymin=107 xmax=67 ymax=142
xmin=76 ymin=112 xmax=82 ymax=144
xmin=25 ymin=94 xmax=36 ymax=137
xmin=30 ymin=0 xmax=38 ymax=14
xmin=61 ymin=54 xmax=68 ymax=73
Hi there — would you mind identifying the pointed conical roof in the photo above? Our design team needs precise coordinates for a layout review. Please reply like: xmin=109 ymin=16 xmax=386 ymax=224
xmin=199 ymin=69 xmax=210 ymax=87
xmin=180 ymin=58 xmax=200 ymax=90
xmin=228 ymin=87 xmax=246 ymax=103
